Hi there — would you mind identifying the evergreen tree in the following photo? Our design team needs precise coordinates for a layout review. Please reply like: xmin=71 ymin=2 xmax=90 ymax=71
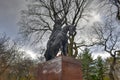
xmin=94 ymin=56 xmax=106 ymax=80
xmin=78 ymin=48 xmax=94 ymax=80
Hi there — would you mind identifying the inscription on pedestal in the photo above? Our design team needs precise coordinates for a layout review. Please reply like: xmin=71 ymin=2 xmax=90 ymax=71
xmin=37 ymin=56 xmax=82 ymax=80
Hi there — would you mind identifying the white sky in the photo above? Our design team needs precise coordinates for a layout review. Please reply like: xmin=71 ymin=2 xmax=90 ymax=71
xmin=92 ymin=51 xmax=110 ymax=59
xmin=19 ymin=48 xmax=38 ymax=59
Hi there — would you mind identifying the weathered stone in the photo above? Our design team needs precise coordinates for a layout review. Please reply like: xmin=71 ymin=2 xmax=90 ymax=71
xmin=37 ymin=56 xmax=83 ymax=80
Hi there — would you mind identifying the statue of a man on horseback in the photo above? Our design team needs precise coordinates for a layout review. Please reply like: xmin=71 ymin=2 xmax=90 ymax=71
xmin=44 ymin=24 xmax=76 ymax=61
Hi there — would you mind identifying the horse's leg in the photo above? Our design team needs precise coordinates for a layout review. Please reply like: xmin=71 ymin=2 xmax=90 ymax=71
xmin=59 ymin=41 xmax=64 ymax=56
xmin=61 ymin=41 xmax=68 ymax=56
xmin=64 ymin=42 xmax=68 ymax=56
xmin=55 ymin=47 xmax=59 ymax=56
xmin=49 ymin=48 xmax=57 ymax=59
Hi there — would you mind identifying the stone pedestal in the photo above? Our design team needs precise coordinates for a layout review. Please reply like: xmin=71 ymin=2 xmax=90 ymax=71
xmin=37 ymin=56 xmax=82 ymax=80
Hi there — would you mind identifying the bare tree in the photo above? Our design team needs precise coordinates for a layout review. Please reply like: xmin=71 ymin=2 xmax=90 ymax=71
xmin=92 ymin=20 xmax=120 ymax=80
xmin=0 ymin=34 xmax=18 ymax=76
xmin=19 ymin=0 xmax=95 ymax=57
xmin=109 ymin=0 xmax=120 ymax=20
xmin=9 ymin=57 xmax=35 ymax=80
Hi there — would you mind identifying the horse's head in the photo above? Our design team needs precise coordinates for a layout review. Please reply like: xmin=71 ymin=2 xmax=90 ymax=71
xmin=69 ymin=25 xmax=76 ymax=36
xmin=62 ymin=25 xmax=76 ymax=36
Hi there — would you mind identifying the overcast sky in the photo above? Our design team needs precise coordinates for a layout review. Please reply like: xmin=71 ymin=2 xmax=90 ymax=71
xmin=0 ymin=0 xmax=26 ymax=38
xmin=0 ymin=0 xmax=38 ymax=58
xmin=0 ymin=0 xmax=100 ymax=39
xmin=0 ymin=0 xmax=111 ymax=59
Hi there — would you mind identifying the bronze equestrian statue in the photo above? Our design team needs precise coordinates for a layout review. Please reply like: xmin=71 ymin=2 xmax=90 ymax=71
xmin=44 ymin=25 xmax=76 ymax=61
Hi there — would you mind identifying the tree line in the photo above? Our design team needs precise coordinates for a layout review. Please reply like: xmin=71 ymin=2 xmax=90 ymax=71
xmin=0 ymin=34 xmax=119 ymax=80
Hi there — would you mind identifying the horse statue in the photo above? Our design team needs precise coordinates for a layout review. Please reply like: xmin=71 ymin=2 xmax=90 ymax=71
xmin=44 ymin=25 xmax=76 ymax=61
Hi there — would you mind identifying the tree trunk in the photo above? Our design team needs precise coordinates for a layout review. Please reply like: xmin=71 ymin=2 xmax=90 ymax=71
xmin=68 ymin=31 xmax=78 ymax=58
xmin=109 ymin=56 xmax=117 ymax=80
xmin=109 ymin=65 xmax=115 ymax=80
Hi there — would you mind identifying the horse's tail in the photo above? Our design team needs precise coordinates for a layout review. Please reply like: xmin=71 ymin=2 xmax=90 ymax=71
xmin=44 ymin=49 xmax=49 ymax=61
